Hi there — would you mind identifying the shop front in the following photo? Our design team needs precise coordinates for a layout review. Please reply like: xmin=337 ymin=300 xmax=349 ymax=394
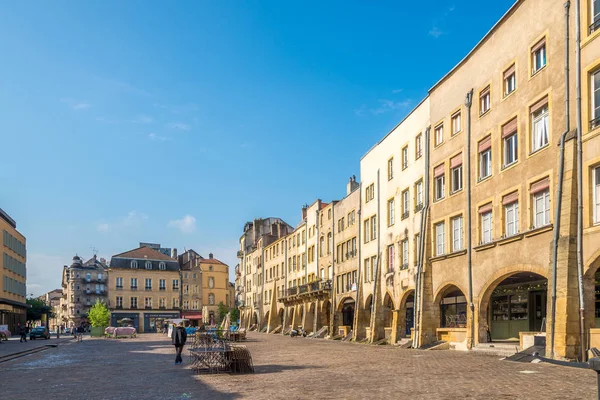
xmin=144 ymin=312 xmax=180 ymax=333
xmin=489 ymin=273 xmax=547 ymax=341
xmin=111 ymin=312 xmax=140 ymax=332
xmin=181 ymin=311 xmax=203 ymax=327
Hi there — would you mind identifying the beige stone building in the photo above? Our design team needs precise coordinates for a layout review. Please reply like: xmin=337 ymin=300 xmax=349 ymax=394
xmin=0 ymin=208 xmax=26 ymax=334
xmin=39 ymin=289 xmax=62 ymax=330
xmin=108 ymin=245 xmax=180 ymax=333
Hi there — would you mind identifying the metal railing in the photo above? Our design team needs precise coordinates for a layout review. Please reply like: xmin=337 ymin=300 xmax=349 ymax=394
xmin=589 ymin=18 xmax=600 ymax=34
xmin=590 ymin=116 xmax=600 ymax=131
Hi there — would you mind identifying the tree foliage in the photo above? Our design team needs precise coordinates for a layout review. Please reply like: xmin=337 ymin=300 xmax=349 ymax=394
xmin=230 ymin=307 xmax=240 ymax=324
xmin=27 ymin=298 xmax=54 ymax=321
xmin=217 ymin=301 xmax=228 ymax=323
xmin=88 ymin=300 xmax=110 ymax=327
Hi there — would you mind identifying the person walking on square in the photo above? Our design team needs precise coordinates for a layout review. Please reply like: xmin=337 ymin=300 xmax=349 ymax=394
xmin=18 ymin=323 xmax=26 ymax=342
xmin=172 ymin=322 xmax=187 ymax=365
xmin=77 ymin=325 xmax=84 ymax=342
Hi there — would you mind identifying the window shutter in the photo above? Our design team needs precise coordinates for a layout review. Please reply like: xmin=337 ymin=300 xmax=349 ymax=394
xmin=450 ymin=153 xmax=463 ymax=168
xmin=502 ymin=191 xmax=519 ymax=205
xmin=502 ymin=118 xmax=518 ymax=138
xmin=434 ymin=164 xmax=445 ymax=178
xmin=530 ymin=96 xmax=549 ymax=113
xmin=530 ymin=177 xmax=550 ymax=194
xmin=503 ymin=64 xmax=516 ymax=79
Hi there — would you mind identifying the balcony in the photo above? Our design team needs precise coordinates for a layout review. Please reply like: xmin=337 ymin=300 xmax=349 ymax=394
xmin=415 ymin=203 xmax=423 ymax=213
xmin=401 ymin=211 xmax=409 ymax=220
xmin=145 ymin=287 xmax=152 ymax=291
xmin=131 ymin=305 xmax=138 ymax=309
xmin=280 ymin=280 xmax=332 ymax=304
xmin=590 ymin=18 xmax=600 ymax=34
xmin=591 ymin=116 xmax=600 ymax=131
xmin=145 ymin=306 xmax=152 ymax=310
xmin=172 ymin=286 xmax=179 ymax=290
xmin=116 ymin=285 xmax=123 ymax=290
xmin=95 ymin=290 xmax=107 ymax=296
xmin=131 ymin=286 xmax=138 ymax=290
xmin=159 ymin=287 xmax=166 ymax=291
xmin=115 ymin=305 xmax=123 ymax=310
xmin=237 ymin=250 xmax=244 ymax=258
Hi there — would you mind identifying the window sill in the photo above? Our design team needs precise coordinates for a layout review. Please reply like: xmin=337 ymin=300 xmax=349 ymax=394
xmin=528 ymin=144 xmax=550 ymax=158
xmin=434 ymin=142 xmax=445 ymax=149
xmin=479 ymin=109 xmax=491 ymax=118
xmin=501 ymin=160 xmax=520 ymax=173
xmin=447 ymin=249 xmax=467 ymax=259
xmin=477 ymin=175 xmax=492 ymax=185
xmin=584 ymin=223 xmax=600 ymax=234
xmin=530 ymin=65 xmax=547 ymax=78
xmin=524 ymin=224 xmax=553 ymax=237
xmin=430 ymin=254 xmax=447 ymax=262
xmin=502 ymin=89 xmax=517 ymax=102
xmin=474 ymin=242 xmax=496 ymax=252
xmin=497 ymin=233 xmax=524 ymax=246
xmin=450 ymin=188 xmax=463 ymax=197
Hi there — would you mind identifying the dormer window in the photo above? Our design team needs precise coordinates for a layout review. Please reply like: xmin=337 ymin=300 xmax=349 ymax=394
xmin=159 ymin=262 xmax=166 ymax=270
xmin=131 ymin=260 xmax=138 ymax=269
xmin=145 ymin=261 xmax=152 ymax=270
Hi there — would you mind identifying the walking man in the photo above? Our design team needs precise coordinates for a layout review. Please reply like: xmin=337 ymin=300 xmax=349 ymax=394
xmin=172 ymin=322 xmax=187 ymax=365
xmin=18 ymin=323 xmax=26 ymax=342
xmin=77 ymin=325 xmax=84 ymax=342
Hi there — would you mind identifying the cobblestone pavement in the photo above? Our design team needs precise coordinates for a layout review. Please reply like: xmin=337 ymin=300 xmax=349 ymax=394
xmin=0 ymin=332 xmax=597 ymax=400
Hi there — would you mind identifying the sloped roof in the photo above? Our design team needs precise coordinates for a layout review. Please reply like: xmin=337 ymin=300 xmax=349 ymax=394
xmin=199 ymin=258 xmax=227 ymax=266
xmin=112 ymin=246 xmax=176 ymax=261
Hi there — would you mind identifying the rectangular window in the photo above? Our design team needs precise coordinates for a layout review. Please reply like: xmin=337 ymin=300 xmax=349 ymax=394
xmin=450 ymin=152 xmax=463 ymax=193
xmin=594 ymin=166 xmax=600 ymax=224
xmin=414 ymin=233 xmax=421 ymax=266
xmin=531 ymin=100 xmax=549 ymax=152
xmin=145 ymin=278 xmax=152 ymax=290
xmin=504 ymin=64 xmax=516 ymax=96
xmin=116 ymin=296 xmax=123 ymax=308
xmin=402 ymin=146 xmax=408 ymax=169
xmin=591 ymin=70 xmax=600 ymax=130
xmin=388 ymin=158 xmax=394 ymax=180
xmin=480 ymin=86 xmax=490 ymax=115
xmin=371 ymin=216 xmax=377 ymax=240
xmin=451 ymin=111 xmax=461 ymax=135
xmin=435 ymin=222 xmax=445 ymax=256
xmin=415 ymin=180 xmax=423 ymax=211
xmin=452 ymin=215 xmax=464 ymax=252
xmin=530 ymin=177 xmax=551 ymax=229
xmin=479 ymin=136 xmax=492 ymax=180
xmin=116 ymin=277 xmax=123 ymax=289
xmin=402 ymin=239 xmax=409 ymax=267
xmin=130 ymin=297 xmax=138 ymax=309
xmin=434 ymin=164 xmax=445 ymax=201
xmin=416 ymin=133 xmax=423 ymax=158
xmin=532 ymin=38 xmax=547 ymax=74
xmin=130 ymin=278 xmax=137 ymax=289
xmin=435 ymin=124 xmax=444 ymax=146
xmin=402 ymin=190 xmax=409 ymax=219
xmin=364 ymin=219 xmax=370 ymax=243
xmin=480 ymin=204 xmax=493 ymax=244
xmin=387 ymin=245 xmax=394 ymax=273
xmin=503 ymin=193 xmax=520 ymax=237
xmin=364 ymin=259 xmax=370 ymax=283
xmin=504 ymin=133 xmax=518 ymax=166
xmin=388 ymin=199 xmax=395 ymax=226
xmin=145 ymin=297 xmax=152 ymax=308
xmin=173 ymin=279 xmax=179 ymax=289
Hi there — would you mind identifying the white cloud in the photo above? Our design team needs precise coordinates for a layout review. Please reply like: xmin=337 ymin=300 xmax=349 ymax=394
xmin=148 ymin=133 xmax=171 ymax=142
xmin=392 ymin=89 xmax=403 ymax=94
xmin=72 ymin=102 xmax=91 ymax=110
xmin=61 ymin=98 xmax=91 ymax=110
xmin=131 ymin=114 xmax=153 ymax=124
xmin=167 ymin=122 xmax=191 ymax=131
xmin=154 ymin=103 xmax=199 ymax=114
xmin=97 ymin=210 xmax=148 ymax=233
xmin=168 ymin=214 xmax=197 ymax=234
xmin=429 ymin=26 xmax=444 ymax=38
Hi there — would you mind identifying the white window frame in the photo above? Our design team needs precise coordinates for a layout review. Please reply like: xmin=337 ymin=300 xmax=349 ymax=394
xmin=116 ymin=277 xmax=123 ymax=288
xmin=532 ymin=43 xmax=547 ymax=74
xmin=451 ymin=165 xmax=463 ymax=193
xmin=116 ymin=296 xmax=123 ymax=308
xmin=388 ymin=158 xmax=394 ymax=180
xmin=504 ymin=202 xmax=520 ymax=237
xmin=503 ymin=133 xmax=518 ymax=167
xmin=480 ymin=90 xmax=490 ymax=114
xmin=145 ymin=261 xmax=152 ymax=270
xmin=402 ymin=190 xmax=409 ymax=216
xmin=435 ymin=222 xmax=445 ymax=256
xmin=416 ymin=181 xmax=423 ymax=208
xmin=416 ymin=134 xmax=423 ymax=158
xmin=532 ymin=105 xmax=549 ymax=152
xmin=504 ymin=71 xmax=516 ymax=96
xmin=435 ymin=125 xmax=444 ymax=146
xmin=402 ymin=147 xmax=408 ymax=169
xmin=592 ymin=70 xmax=600 ymax=129
xmin=388 ymin=199 xmax=395 ymax=226
xmin=533 ymin=189 xmax=550 ymax=228
xmin=451 ymin=112 xmax=461 ymax=135
xmin=371 ymin=216 xmax=377 ymax=240
xmin=159 ymin=279 xmax=166 ymax=290
xmin=480 ymin=148 xmax=492 ymax=180
xmin=435 ymin=175 xmax=445 ymax=201
xmin=452 ymin=216 xmax=464 ymax=252
xmin=387 ymin=245 xmax=395 ymax=272
xmin=481 ymin=212 xmax=493 ymax=244
xmin=145 ymin=278 xmax=152 ymax=289
xmin=131 ymin=278 xmax=137 ymax=288
xmin=402 ymin=239 xmax=409 ymax=266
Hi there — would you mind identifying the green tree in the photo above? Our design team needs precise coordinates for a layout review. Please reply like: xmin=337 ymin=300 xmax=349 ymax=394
xmin=88 ymin=300 xmax=110 ymax=327
xmin=217 ymin=301 xmax=228 ymax=323
xmin=26 ymin=298 xmax=53 ymax=321
xmin=230 ymin=307 xmax=240 ymax=325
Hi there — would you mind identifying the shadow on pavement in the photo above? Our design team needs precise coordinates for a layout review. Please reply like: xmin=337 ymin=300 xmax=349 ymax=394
xmin=254 ymin=363 xmax=323 ymax=374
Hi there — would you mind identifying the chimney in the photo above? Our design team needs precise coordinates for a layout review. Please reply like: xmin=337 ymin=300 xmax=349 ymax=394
xmin=301 ymin=204 xmax=308 ymax=220
xmin=347 ymin=175 xmax=359 ymax=195
xmin=209 ymin=253 xmax=214 ymax=259
xmin=172 ymin=248 xmax=178 ymax=259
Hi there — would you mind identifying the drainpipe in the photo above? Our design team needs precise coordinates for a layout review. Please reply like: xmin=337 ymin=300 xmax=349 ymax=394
xmin=413 ymin=126 xmax=431 ymax=349
xmin=316 ymin=208 xmax=320 ymax=286
xmin=371 ymin=170 xmax=381 ymax=319
xmin=575 ymin=0 xmax=586 ymax=362
xmin=465 ymin=89 xmax=475 ymax=349
xmin=550 ymin=1 xmax=571 ymax=359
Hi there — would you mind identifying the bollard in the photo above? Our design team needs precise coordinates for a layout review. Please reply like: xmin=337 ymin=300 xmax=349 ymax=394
xmin=588 ymin=357 xmax=600 ymax=400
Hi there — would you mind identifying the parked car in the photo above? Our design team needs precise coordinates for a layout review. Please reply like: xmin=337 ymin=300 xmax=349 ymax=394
xmin=29 ymin=327 xmax=50 ymax=340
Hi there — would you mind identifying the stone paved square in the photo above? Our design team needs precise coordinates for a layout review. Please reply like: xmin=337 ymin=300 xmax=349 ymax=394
xmin=0 ymin=333 xmax=597 ymax=399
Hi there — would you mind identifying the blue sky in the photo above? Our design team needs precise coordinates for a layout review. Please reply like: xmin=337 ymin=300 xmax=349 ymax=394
xmin=0 ymin=0 xmax=514 ymax=296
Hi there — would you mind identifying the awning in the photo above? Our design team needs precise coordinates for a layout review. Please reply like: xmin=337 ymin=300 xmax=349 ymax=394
xmin=182 ymin=312 xmax=203 ymax=320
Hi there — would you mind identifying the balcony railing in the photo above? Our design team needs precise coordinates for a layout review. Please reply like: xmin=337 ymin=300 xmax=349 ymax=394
xmin=115 ymin=305 xmax=123 ymax=309
xmin=131 ymin=286 xmax=138 ymax=290
xmin=284 ymin=280 xmax=332 ymax=298
xmin=172 ymin=286 xmax=179 ymax=290
xmin=145 ymin=287 xmax=152 ymax=291
xmin=159 ymin=287 xmax=166 ymax=291
xmin=590 ymin=18 xmax=600 ymax=34
xmin=415 ymin=203 xmax=423 ymax=213
xmin=237 ymin=250 xmax=244 ymax=258
xmin=145 ymin=306 xmax=152 ymax=309
xmin=401 ymin=211 xmax=409 ymax=220
xmin=131 ymin=305 xmax=138 ymax=309
xmin=116 ymin=285 xmax=123 ymax=290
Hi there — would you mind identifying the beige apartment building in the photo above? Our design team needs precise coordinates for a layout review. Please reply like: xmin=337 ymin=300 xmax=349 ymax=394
xmin=0 ymin=208 xmax=26 ymax=333
xmin=358 ymin=98 xmax=430 ymax=344
xmin=108 ymin=245 xmax=180 ymax=333
xmin=236 ymin=0 xmax=599 ymax=360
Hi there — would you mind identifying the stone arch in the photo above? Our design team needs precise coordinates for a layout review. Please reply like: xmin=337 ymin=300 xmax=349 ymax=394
xmin=477 ymin=264 xmax=548 ymax=343
xmin=278 ymin=308 xmax=284 ymax=327
xmin=337 ymin=296 xmax=355 ymax=312
xmin=584 ymin=252 xmax=600 ymax=331
xmin=382 ymin=290 xmax=397 ymax=309
xmin=364 ymin=294 xmax=374 ymax=311
xmin=319 ymin=300 xmax=332 ymax=332
xmin=382 ymin=292 xmax=394 ymax=328
xmin=433 ymin=281 xmax=470 ymax=305
xmin=399 ymin=289 xmax=416 ymax=338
